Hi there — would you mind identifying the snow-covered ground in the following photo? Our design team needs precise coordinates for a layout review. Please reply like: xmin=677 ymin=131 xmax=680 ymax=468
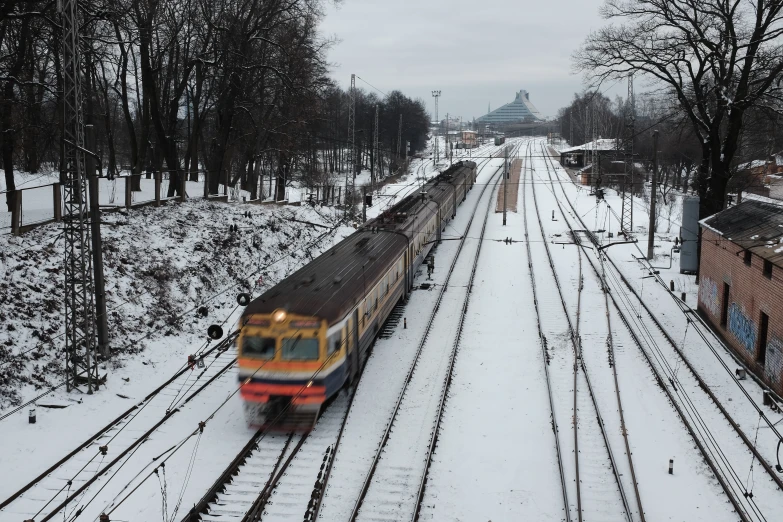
xmin=3 ymin=137 xmax=781 ymax=522
xmin=531 ymin=138 xmax=783 ymax=521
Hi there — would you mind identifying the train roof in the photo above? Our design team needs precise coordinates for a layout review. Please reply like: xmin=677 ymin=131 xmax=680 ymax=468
xmin=243 ymin=161 xmax=476 ymax=324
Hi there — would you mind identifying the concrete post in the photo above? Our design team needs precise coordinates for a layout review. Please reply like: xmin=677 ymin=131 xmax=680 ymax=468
xmin=54 ymin=183 xmax=62 ymax=222
xmin=86 ymin=125 xmax=110 ymax=358
xmin=647 ymin=130 xmax=659 ymax=260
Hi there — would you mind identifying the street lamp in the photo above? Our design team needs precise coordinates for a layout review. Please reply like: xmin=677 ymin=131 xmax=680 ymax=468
xmin=432 ymin=91 xmax=441 ymax=164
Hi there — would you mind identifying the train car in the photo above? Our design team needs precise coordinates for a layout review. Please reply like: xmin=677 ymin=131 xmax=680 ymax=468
xmin=237 ymin=161 xmax=478 ymax=429
xmin=494 ymin=136 xmax=506 ymax=146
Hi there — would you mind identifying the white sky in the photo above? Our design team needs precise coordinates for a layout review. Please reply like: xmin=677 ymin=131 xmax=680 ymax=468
xmin=319 ymin=0 xmax=616 ymax=121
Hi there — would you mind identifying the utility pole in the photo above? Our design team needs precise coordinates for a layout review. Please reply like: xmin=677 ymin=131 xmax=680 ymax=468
xmin=503 ymin=146 xmax=508 ymax=226
xmin=373 ymin=104 xmax=379 ymax=190
xmin=347 ymin=73 xmax=356 ymax=218
xmin=397 ymin=114 xmax=402 ymax=162
xmin=86 ymin=125 xmax=109 ymax=356
xmin=647 ymin=130 xmax=659 ymax=260
xmin=569 ymin=111 xmax=573 ymax=147
xmin=362 ymin=185 xmax=367 ymax=222
xmin=446 ymin=112 xmax=452 ymax=166
xmin=61 ymin=0 xmax=100 ymax=392
xmin=432 ymin=90 xmax=441 ymax=164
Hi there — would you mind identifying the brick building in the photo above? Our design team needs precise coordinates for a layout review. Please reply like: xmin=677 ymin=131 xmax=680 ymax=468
xmin=698 ymin=199 xmax=783 ymax=394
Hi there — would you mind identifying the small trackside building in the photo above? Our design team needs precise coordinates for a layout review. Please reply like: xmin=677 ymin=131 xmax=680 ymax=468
xmin=698 ymin=199 xmax=783 ymax=394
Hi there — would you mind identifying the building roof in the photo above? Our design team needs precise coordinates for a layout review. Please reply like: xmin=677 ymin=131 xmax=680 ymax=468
xmin=477 ymin=90 xmax=542 ymax=123
xmin=559 ymin=139 xmax=620 ymax=154
xmin=738 ymin=159 xmax=767 ymax=171
xmin=700 ymin=199 xmax=783 ymax=267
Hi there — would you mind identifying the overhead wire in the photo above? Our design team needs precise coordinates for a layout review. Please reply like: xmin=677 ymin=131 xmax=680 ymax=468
xmin=63 ymin=157 xmax=488 ymax=520
xmin=538 ymin=140 xmax=771 ymax=521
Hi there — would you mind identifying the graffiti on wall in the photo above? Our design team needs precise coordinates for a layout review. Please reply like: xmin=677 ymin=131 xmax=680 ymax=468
xmin=766 ymin=337 xmax=783 ymax=385
xmin=698 ymin=277 xmax=720 ymax=317
xmin=728 ymin=303 xmax=757 ymax=355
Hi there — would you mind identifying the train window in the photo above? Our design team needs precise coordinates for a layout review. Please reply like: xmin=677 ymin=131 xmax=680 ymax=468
xmin=281 ymin=336 xmax=319 ymax=360
xmin=242 ymin=336 xmax=276 ymax=359
xmin=328 ymin=331 xmax=341 ymax=355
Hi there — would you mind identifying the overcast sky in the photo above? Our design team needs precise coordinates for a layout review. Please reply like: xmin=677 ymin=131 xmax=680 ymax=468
xmin=319 ymin=0 xmax=614 ymax=121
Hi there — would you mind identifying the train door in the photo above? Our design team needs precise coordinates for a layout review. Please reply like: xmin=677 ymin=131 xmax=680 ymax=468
xmin=349 ymin=310 xmax=359 ymax=384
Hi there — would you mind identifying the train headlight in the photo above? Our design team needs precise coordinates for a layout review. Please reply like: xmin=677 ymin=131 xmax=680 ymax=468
xmin=272 ymin=309 xmax=287 ymax=324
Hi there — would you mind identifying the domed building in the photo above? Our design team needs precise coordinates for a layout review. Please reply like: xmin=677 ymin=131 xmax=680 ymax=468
xmin=477 ymin=90 xmax=543 ymax=123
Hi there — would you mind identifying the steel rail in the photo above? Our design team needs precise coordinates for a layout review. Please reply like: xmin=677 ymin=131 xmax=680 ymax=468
xmin=36 ymin=343 xmax=239 ymax=522
xmin=241 ymin=433 xmax=311 ymax=521
xmin=519 ymin=139 xmax=572 ymax=522
xmin=411 ymin=146 xmax=514 ymax=522
xmin=575 ymin=230 xmax=647 ymax=522
xmin=180 ymin=431 xmax=294 ymax=521
xmin=348 ymin=147 xmax=514 ymax=522
xmin=604 ymin=245 xmax=783 ymax=493
xmin=547 ymin=152 xmax=783 ymax=491
xmin=538 ymin=143 xmax=755 ymax=522
xmin=311 ymin=153 xmax=498 ymax=521
xmin=602 ymin=198 xmax=783 ymax=437
xmin=0 ymin=332 xmax=238 ymax=520
xmin=527 ymin=143 xmax=633 ymax=522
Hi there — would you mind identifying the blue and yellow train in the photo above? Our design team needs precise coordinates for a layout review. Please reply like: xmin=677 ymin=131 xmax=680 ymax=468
xmin=237 ymin=161 xmax=478 ymax=429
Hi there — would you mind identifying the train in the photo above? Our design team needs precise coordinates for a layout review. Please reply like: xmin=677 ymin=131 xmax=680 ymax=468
xmin=494 ymin=136 xmax=506 ymax=146
xmin=236 ymin=161 xmax=478 ymax=430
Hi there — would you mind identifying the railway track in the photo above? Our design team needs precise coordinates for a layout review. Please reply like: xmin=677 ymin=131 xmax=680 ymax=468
xmin=521 ymin=141 xmax=633 ymax=522
xmin=180 ymin=145 xmax=505 ymax=522
xmin=0 ymin=332 xmax=239 ymax=522
xmin=309 ymin=151 xmax=511 ymax=521
xmin=537 ymin=141 xmax=783 ymax=520
xmin=326 ymin=149 xmax=511 ymax=522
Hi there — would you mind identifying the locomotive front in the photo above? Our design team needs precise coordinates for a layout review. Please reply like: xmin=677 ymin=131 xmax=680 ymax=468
xmin=237 ymin=308 xmax=345 ymax=430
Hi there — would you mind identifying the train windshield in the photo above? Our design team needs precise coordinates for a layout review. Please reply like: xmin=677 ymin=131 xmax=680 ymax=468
xmin=281 ymin=336 xmax=319 ymax=361
xmin=243 ymin=336 xmax=276 ymax=359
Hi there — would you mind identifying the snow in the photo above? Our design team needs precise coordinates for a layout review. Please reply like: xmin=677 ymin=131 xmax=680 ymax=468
xmin=2 ymin=137 xmax=783 ymax=521
xmin=531 ymin=139 xmax=783 ymax=520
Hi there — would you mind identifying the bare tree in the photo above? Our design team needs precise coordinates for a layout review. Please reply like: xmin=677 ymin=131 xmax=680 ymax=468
xmin=575 ymin=0 xmax=783 ymax=217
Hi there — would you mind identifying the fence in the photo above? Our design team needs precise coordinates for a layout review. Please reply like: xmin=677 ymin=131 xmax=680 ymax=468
xmin=6 ymin=182 xmax=62 ymax=235
xmin=4 ymin=173 xmax=354 ymax=236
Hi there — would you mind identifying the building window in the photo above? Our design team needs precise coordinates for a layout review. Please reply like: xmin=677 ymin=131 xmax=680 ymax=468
xmin=758 ymin=312 xmax=769 ymax=365
xmin=763 ymin=259 xmax=773 ymax=279
xmin=744 ymin=250 xmax=752 ymax=266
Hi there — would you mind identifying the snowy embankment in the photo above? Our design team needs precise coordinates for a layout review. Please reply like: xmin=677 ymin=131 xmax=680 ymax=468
xmin=0 ymin=199 xmax=355 ymax=411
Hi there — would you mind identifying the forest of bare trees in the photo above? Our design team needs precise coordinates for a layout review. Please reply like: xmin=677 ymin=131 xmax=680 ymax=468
xmin=0 ymin=0 xmax=431 ymax=212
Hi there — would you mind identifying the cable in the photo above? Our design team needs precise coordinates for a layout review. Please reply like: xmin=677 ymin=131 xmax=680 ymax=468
xmin=538 ymin=140 xmax=771 ymax=521
xmin=92 ymin=149 xmax=490 ymax=520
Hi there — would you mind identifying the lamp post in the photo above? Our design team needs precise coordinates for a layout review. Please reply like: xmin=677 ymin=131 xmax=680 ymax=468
xmin=432 ymin=91 xmax=441 ymax=164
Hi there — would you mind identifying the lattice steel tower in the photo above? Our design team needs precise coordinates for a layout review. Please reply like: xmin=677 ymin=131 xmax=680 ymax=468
xmin=60 ymin=0 xmax=99 ymax=392
xmin=621 ymin=74 xmax=635 ymax=234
